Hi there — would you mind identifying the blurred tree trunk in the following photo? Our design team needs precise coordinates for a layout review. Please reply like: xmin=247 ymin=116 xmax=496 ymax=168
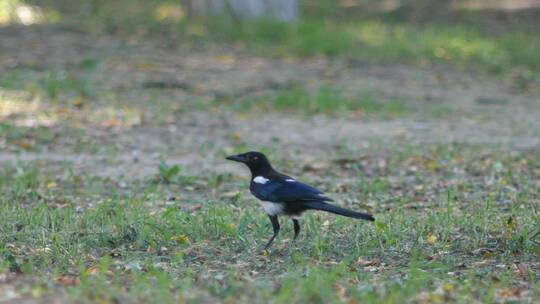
xmin=183 ymin=0 xmax=298 ymax=22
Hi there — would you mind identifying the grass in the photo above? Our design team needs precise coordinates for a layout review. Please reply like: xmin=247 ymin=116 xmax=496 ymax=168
xmin=1 ymin=144 xmax=539 ymax=302
xmin=0 ymin=123 xmax=56 ymax=145
xmin=223 ymin=86 xmax=408 ymax=116
xmin=200 ymin=18 xmax=540 ymax=73
xmin=0 ymin=65 xmax=98 ymax=102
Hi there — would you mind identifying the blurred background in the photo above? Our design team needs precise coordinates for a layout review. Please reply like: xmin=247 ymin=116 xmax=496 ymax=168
xmin=1 ymin=0 xmax=539 ymax=173
xmin=1 ymin=0 xmax=539 ymax=172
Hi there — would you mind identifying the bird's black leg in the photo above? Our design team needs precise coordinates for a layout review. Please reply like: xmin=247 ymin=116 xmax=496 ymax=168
xmin=292 ymin=219 xmax=300 ymax=241
xmin=264 ymin=215 xmax=280 ymax=250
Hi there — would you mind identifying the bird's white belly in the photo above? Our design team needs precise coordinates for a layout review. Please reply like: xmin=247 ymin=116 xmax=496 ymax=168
xmin=258 ymin=201 xmax=283 ymax=215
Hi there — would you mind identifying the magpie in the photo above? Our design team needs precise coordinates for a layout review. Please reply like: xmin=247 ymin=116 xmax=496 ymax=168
xmin=226 ymin=151 xmax=374 ymax=249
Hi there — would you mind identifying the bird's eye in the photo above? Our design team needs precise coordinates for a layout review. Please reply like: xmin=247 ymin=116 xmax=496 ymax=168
xmin=253 ymin=156 xmax=258 ymax=160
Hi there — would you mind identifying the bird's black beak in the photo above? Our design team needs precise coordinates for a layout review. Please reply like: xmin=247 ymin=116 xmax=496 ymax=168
xmin=226 ymin=154 xmax=245 ymax=163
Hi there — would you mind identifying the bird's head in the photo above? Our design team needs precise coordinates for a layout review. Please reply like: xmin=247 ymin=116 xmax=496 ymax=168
xmin=226 ymin=151 xmax=271 ymax=173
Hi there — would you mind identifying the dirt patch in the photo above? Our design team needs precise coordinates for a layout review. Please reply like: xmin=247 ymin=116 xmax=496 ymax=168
xmin=1 ymin=26 xmax=539 ymax=179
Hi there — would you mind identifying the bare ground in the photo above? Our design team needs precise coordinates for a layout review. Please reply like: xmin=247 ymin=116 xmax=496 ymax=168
xmin=1 ymin=25 xmax=539 ymax=179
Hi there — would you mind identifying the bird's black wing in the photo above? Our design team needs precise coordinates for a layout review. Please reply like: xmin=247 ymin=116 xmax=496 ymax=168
xmin=250 ymin=179 xmax=333 ymax=203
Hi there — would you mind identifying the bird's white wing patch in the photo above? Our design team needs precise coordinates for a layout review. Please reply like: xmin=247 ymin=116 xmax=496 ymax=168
xmin=285 ymin=179 xmax=295 ymax=182
xmin=253 ymin=176 xmax=269 ymax=184
xmin=259 ymin=201 xmax=283 ymax=216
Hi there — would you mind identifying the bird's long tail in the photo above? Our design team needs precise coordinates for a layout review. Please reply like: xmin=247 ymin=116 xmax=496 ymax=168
xmin=303 ymin=201 xmax=375 ymax=221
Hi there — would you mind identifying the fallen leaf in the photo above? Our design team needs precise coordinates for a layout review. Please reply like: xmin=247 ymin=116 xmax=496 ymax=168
xmin=442 ymin=283 xmax=454 ymax=293
xmin=514 ymin=262 xmax=528 ymax=277
xmin=31 ymin=247 xmax=51 ymax=254
xmin=472 ymin=247 xmax=497 ymax=256
xmin=216 ymin=55 xmax=235 ymax=64
xmin=363 ymin=265 xmax=379 ymax=272
xmin=100 ymin=118 xmax=122 ymax=128
xmin=497 ymin=288 xmax=522 ymax=299
xmin=355 ymin=257 xmax=376 ymax=266
xmin=86 ymin=266 xmax=100 ymax=275
xmin=171 ymin=234 xmax=190 ymax=244
xmin=503 ymin=216 xmax=517 ymax=240
xmin=335 ymin=284 xmax=348 ymax=301
xmin=13 ymin=139 xmax=34 ymax=150
xmin=56 ymin=275 xmax=79 ymax=286
xmin=109 ymin=251 xmax=122 ymax=258
xmin=427 ymin=234 xmax=438 ymax=245
xmin=69 ymin=97 xmax=85 ymax=108
xmin=427 ymin=253 xmax=441 ymax=261
xmin=230 ymin=132 xmax=242 ymax=141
